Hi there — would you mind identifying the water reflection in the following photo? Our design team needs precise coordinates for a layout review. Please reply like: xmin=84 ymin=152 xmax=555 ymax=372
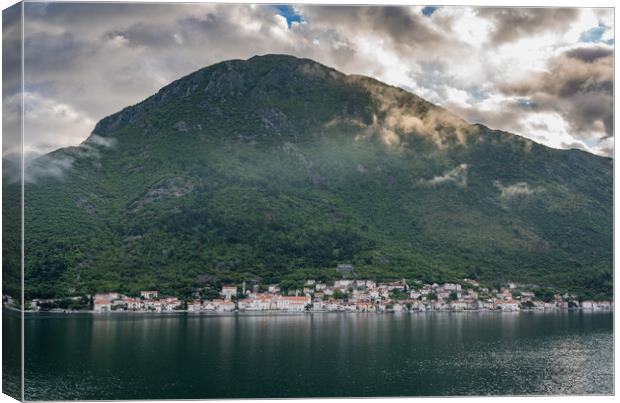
xmin=24 ymin=311 xmax=613 ymax=400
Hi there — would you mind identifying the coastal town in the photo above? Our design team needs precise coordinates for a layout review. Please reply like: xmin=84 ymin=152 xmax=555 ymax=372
xmin=8 ymin=264 xmax=613 ymax=314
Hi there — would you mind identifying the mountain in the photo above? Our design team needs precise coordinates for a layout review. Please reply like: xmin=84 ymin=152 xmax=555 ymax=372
xmin=4 ymin=54 xmax=612 ymax=300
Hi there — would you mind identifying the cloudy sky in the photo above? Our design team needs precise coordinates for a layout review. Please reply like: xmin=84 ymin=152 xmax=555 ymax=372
xmin=2 ymin=2 xmax=614 ymax=160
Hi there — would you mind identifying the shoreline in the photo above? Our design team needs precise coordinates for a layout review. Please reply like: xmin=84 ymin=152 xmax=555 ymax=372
xmin=17 ymin=307 xmax=614 ymax=315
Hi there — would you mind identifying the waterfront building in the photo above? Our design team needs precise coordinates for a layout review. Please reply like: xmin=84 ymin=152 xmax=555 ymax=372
xmin=140 ymin=290 xmax=159 ymax=299
xmin=221 ymin=286 xmax=238 ymax=300
xmin=276 ymin=296 xmax=311 ymax=311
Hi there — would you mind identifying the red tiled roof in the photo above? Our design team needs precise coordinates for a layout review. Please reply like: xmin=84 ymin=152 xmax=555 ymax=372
xmin=280 ymin=296 xmax=310 ymax=301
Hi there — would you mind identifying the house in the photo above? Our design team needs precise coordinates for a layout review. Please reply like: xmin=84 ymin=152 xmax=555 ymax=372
xmin=96 ymin=292 xmax=121 ymax=301
xmin=140 ymin=290 xmax=159 ymax=299
xmin=352 ymin=289 xmax=371 ymax=302
xmin=344 ymin=304 xmax=356 ymax=312
xmin=337 ymin=264 xmax=354 ymax=275
xmin=431 ymin=301 xmax=449 ymax=311
xmin=442 ymin=283 xmax=461 ymax=292
xmin=450 ymin=301 xmax=467 ymax=311
xmin=236 ymin=298 xmax=252 ymax=311
xmin=221 ymin=285 xmax=237 ymax=300
xmin=594 ymin=302 xmax=612 ymax=311
xmin=209 ymin=299 xmax=235 ymax=312
xmin=315 ymin=283 xmax=327 ymax=291
xmin=239 ymin=295 xmax=273 ymax=311
xmin=187 ymin=300 xmax=203 ymax=312
xmin=217 ymin=300 xmax=236 ymax=312
xmin=581 ymin=301 xmax=594 ymax=310
xmin=305 ymin=280 xmax=316 ymax=286
xmin=437 ymin=291 xmax=450 ymax=300
xmin=387 ymin=280 xmax=407 ymax=291
xmin=463 ymin=278 xmax=479 ymax=287
xmin=496 ymin=300 xmax=520 ymax=311
xmin=203 ymin=301 xmax=217 ymax=311
xmin=365 ymin=280 xmax=377 ymax=289
xmin=326 ymin=302 xmax=340 ymax=312
xmin=334 ymin=280 xmax=352 ymax=289
xmin=121 ymin=297 xmax=142 ymax=310
xmin=303 ymin=287 xmax=314 ymax=296
xmin=277 ymin=296 xmax=311 ymax=311
xmin=268 ymin=285 xmax=281 ymax=294
xmin=355 ymin=302 xmax=374 ymax=312
xmin=162 ymin=297 xmax=182 ymax=311
xmin=311 ymin=300 xmax=326 ymax=311
xmin=93 ymin=296 xmax=111 ymax=312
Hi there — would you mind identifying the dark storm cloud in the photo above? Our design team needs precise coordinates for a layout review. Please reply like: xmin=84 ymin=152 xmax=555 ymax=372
xmin=565 ymin=46 xmax=612 ymax=62
xmin=478 ymin=8 xmax=580 ymax=44
xmin=499 ymin=45 xmax=613 ymax=139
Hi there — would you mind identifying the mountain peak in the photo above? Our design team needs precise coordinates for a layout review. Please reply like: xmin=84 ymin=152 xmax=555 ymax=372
xmin=91 ymin=54 xmax=477 ymax=152
xmin=14 ymin=56 xmax=612 ymax=300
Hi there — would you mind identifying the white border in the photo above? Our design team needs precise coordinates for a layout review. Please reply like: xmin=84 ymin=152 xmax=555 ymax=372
xmin=0 ymin=1 xmax=617 ymax=403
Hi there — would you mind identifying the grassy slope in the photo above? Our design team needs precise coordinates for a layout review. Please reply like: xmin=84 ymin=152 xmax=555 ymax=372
xmin=13 ymin=55 xmax=611 ymax=300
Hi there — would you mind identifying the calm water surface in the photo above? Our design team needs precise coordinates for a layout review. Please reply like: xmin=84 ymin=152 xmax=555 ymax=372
xmin=24 ymin=311 xmax=613 ymax=400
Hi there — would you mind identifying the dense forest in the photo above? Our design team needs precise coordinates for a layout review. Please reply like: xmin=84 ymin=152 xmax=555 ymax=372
xmin=3 ymin=55 xmax=612 ymax=301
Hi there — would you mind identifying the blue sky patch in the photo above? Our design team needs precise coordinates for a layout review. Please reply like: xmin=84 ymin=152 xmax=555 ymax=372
xmin=579 ymin=24 xmax=608 ymax=43
xmin=274 ymin=5 xmax=302 ymax=28
xmin=421 ymin=6 xmax=438 ymax=17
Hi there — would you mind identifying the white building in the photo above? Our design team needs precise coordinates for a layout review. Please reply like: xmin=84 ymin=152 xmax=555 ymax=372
xmin=581 ymin=301 xmax=594 ymax=310
xmin=334 ymin=280 xmax=352 ymax=289
xmin=187 ymin=301 xmax=203 ymax=312
xmin=93 ymin=297 xmax=111 ymax=312
xmin=140 ymin=290 xmax=159 ymax=299
xmin=277 ymin=296 xmax=311 ymax=311
xmin=221 ymin=286 xmax=237 ymax=300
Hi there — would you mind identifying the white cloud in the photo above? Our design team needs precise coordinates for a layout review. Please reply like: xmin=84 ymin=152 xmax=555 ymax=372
xmin=419 ymin=164 xmax=469 ymax=187
xmin=494 ymin=180 xmax=543 ymax=203
xmin=8 ymin=4 xmax=614 ymax=159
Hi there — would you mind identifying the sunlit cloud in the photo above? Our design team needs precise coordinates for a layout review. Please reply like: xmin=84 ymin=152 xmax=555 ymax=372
xmin=3 ymin=4 xmax=613 ymax=158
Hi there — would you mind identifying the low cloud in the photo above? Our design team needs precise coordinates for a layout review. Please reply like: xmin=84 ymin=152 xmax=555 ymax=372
xmin=24 ymin=133 xmax=117 ymax=183
xmin=419 ymin=163 xmax=468 ymax=187
xmin=84 ymin=134 xmax=117 ymax=149
xmin=25 ymin=154 xmax=75 ymax=183
xmin=493 ymin=180 xmax=543 ymax=203
xmin=351 ymin=77 xmax=476 ymax=149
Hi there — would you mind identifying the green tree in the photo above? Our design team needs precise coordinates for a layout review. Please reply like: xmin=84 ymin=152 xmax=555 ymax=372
xmin=333 ymin=289 xmax=348 ymax=300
